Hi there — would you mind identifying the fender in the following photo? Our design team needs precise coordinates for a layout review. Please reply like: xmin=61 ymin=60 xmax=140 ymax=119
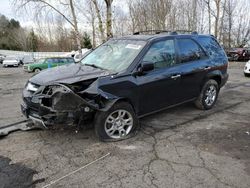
xmin=200 ymin=70 xmax=222 ymax=90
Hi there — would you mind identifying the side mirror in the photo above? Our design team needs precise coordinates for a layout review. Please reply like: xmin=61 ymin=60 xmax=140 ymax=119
xmin=139 ymin=62 xmax=154 ymax=72
xmin=133 ymin=62 xmax=154 ymax=76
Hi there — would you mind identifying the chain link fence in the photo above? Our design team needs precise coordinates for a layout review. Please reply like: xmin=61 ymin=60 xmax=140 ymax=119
xmin=0 ymin=50 xmax=70 ymax=60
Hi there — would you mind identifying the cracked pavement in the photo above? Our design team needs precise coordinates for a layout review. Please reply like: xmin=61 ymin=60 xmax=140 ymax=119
xmin=0 ymin=62 xmax=250 ymax=188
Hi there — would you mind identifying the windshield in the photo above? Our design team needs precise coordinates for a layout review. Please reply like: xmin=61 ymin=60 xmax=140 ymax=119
xmin=81 ymin=39 xmax=146 ymax=72
xmin=36 ymin=59 xmax=45 ymax=64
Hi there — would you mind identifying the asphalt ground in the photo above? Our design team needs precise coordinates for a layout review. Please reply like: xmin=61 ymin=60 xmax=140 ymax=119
xmin=0 ymin=61 xmax=249 ymax=188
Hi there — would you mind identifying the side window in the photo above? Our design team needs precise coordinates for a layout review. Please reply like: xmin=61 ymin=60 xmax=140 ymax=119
xmin=58 ymin=58 xmax=67 ymax=64
xmin=177 ymin=39 xmax=207 ymax=63
xmin=197 ymin=37 xmax=225 ymax=58
xmin=67 ymin=58 xmax=75 ymax=63
xmin=142 ymin=39 xmax=175 ymax=70
xmin=46 ymin=59 xmax=54 ymax=64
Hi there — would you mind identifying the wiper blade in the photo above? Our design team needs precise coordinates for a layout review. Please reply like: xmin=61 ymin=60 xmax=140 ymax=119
xmin=84 ymin=63 xmax=118 ymax=74
xmin=84 ymin=64 xmax=107 ymax=71
xmin=84 ymin=63 xmax=99 ymax=68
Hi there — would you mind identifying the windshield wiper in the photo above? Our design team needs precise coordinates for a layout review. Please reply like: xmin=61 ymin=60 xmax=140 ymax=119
xmin=84 ymin=63 xmax=107 ymax=70
xmin=84 ymin=63 xmax=118 ymax=74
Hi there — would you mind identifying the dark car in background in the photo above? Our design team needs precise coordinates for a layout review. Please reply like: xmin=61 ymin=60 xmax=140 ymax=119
xmin=21 ymin=31 xmax=228 ymax=141
xmin=226 ymin=48 xmax=250 ymax=61
xmin=23 ymin=57 xmax=75 ymax=73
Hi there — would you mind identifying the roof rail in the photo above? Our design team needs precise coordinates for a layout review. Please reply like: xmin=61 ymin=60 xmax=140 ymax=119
xmin=133 ymin=30 xmax=171 ymax=35
xmin=133 ymin=30 xmax=198 ymax=35
xmin=174 ymin=30 xmax=198 ymax=35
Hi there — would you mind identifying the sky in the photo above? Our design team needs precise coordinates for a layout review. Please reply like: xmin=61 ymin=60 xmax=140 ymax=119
xmin=0 ymin=0 xmax=128 ymax=26
xmin=0 ymin=0 xmax=16 ymax=19
xmin=0 ymin=0 xmax=33 ymax=27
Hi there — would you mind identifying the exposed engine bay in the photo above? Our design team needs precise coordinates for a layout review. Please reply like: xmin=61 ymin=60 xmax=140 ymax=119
xmin=21 ymin=78 xmax=119 ymax=128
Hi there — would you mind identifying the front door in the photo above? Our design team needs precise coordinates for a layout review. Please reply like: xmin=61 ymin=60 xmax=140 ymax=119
xmin=136 ymin=39 xmax=183 ymax=115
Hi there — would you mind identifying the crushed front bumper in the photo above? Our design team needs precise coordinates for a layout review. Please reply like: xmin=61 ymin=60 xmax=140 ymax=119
xmin=21 ymin=84 xmax=97 ymax=128
xmin=21 ymin=103 xmax=49 ymax=129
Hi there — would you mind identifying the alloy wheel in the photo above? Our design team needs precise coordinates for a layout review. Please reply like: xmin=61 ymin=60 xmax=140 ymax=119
xmin=104 ymin=109 xmax=133 ymax=139
xmin=204 ymin=85 xmax=217 ymax=106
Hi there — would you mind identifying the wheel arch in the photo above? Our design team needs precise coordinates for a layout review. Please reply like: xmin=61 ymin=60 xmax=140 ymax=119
xmin=201 ymin=70 xmax=222 ymax=90
xmin=115 ymin=98 xmax=137 ymax=114
xmin=33 ymin=67 xmax=41 ymax=72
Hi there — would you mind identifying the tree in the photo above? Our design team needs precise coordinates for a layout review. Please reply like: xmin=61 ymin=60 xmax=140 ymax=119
xmin=204 ymin=0 xmax=212 ymax=34
xmin=79 ymin=0 xmax=97 ymax=47
xmin=27 ymin=29 xmax=38 ymax=52
xmin=81 ymin=32 xmax=92 ymax=49
xmin=15 ymin=0 xmax=82 ymax=52
xmin=104 ymin=0 xmax=113 ymax=38
xmin=69 ymin=0 xmax=81 ymax=53
xmin=213 ymin=0 xmax=222 ymax=38
xmin=92 ymin=0 xmax=105 ymax=42
xmin=0 ymin=14 xmax=26 ymax=50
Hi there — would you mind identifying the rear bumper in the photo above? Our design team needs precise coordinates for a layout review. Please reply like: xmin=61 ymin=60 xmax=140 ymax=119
xmin=220 ymin=73 xmax=229 ymax=87
xmin=3 ymin=63 xmax=19 ymax=66
xmin=244 ymin=65 xmax=250 ymax=74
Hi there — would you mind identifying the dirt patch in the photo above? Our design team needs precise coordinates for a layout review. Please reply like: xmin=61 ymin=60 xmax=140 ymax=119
xmin=0 ymin=156 xmax=44 ymax=188
xmin=189 ymin=123 xmax=250 ymax=175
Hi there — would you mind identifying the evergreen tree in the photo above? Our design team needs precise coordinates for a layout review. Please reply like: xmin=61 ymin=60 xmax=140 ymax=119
xmin=81 ymin=32 xmax=92 ymax=49
xmin=28 ymin=29 xmax=38 ymax=52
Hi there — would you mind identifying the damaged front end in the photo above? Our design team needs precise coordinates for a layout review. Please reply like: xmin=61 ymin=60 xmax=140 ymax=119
xmin=21 ymin=79 xmax=118 ymax=128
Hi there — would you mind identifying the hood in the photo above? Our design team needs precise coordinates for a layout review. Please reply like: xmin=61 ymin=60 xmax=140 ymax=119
xmin=29 ymin=63 xmax=111 ymax=85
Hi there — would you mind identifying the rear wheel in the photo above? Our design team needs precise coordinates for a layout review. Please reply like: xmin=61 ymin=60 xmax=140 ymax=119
xmin=94 ymin=102 xmax=138 ymax=141
xmin=195 ymin=79 xmax=219 ymax=110
xmin=34 ymin=68 xmax=41 ymax=73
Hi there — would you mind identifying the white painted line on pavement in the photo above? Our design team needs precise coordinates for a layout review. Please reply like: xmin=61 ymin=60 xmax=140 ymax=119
xmin=42 ymin=152 xmax=111 ymax=188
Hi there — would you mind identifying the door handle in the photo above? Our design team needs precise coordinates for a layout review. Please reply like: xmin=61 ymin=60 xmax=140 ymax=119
xmin=171 ymin=74 xmax=181 ymax=79
xmin=204 ymin=66 xmax=211 ymax=70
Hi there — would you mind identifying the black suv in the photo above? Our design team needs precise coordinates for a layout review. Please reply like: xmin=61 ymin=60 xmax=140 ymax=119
xmin=21 ymin=31 xmax=228 ymax=141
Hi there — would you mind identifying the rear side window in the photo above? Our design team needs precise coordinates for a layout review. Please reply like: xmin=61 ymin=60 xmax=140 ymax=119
xmin=197 ymin=37 xmax=225 ymax=58
xmin=46 ymin=59 xmax=54 ymax=64
xmin=67 ymin=58 xmax=75 ymax=63
xmin=177 ymin=39 xmax=207 ymax=63
xmin=57 ymin=58 xmax=68 ymax=64
xmin=52 ymin=59 xmax=59 ymax=64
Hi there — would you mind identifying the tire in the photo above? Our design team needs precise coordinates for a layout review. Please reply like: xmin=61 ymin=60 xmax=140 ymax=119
xmin=34 ymin=68 xmax=41 ymax=73
xmin=94 ymin=102 xmax=138 ymax=141
xmin=244 ymin=73 xmax=250 ymax=77
xmin=195 ymin=79 xmax=219 ymax=110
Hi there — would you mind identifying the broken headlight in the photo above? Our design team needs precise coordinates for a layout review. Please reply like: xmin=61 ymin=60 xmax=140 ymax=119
xmin=26 ymin=82 xmax=39 ymax=92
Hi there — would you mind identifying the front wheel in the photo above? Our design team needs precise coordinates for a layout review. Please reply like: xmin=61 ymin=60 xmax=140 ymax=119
xmin=94 ymin=102 xmax=138 ymax=141
xmin=244 ymin=73 xmax=250 ymax=77
xmin=195 ymin=79 xmax=219 ymax=110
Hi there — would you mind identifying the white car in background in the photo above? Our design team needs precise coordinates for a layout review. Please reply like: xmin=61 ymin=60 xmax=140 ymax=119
xmin=21 ymin=55 xmax=35 ymax=65
xmin=2 ymin=56 xmax=19 ymax=67
xmin=62 ymin=49 xmax=90 ymax=62
xmin=0 ymin=54 xmax=6 ymax=64
xmin=244 ymin=60 xmax=250 ymax=77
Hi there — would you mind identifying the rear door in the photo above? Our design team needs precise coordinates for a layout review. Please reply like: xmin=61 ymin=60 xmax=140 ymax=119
xmin=175 ymin=38 xmax=211 ymax=100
